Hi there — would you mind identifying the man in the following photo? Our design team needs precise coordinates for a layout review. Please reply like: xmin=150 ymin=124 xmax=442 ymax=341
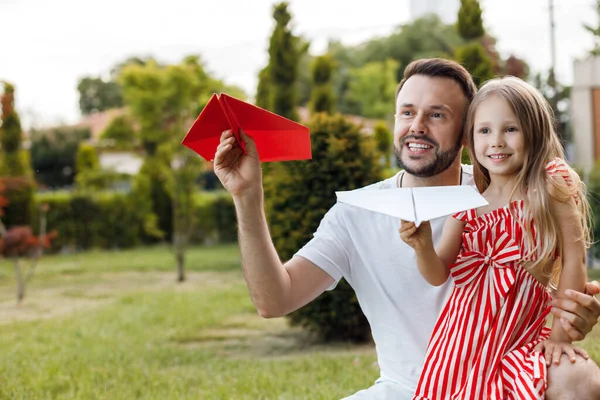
xmin=213 ymin=58 xmax=600 ymax=399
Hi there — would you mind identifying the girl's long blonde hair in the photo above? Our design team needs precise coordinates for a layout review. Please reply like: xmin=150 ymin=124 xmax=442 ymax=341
xmin=465 ymin=77 xmax=591 ymax=286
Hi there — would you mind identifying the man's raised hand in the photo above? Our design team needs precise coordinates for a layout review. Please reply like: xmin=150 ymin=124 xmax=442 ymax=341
xmin=213 ymin=130 xmax=262 ymax=199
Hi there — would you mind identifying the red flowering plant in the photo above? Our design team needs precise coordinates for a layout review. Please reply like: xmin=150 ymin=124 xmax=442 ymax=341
xmin=0 ymin=181 xmax=57 ymax=304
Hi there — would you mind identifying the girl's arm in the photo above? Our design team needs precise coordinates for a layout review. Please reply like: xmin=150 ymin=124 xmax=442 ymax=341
xmin=399 ymin=217 xmax=465 ymax=286
xmin=548 ymin=195 xmax=588 ymax=344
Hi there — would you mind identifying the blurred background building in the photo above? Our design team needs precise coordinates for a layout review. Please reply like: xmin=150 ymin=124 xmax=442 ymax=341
xmin=572 ymin=57 xmax=600 ymax=175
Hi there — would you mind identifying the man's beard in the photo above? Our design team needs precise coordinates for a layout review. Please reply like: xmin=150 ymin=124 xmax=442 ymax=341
xmin=395 ymin=137 xmax=462 ymax=178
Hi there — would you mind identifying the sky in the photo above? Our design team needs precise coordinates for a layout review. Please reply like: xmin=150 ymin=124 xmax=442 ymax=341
xmin=1 ymin=0 xmax=598 ymax=129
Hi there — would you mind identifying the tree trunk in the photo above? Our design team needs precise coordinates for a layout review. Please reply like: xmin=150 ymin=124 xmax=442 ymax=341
xmin=176 ymin=249 xmax=185 ymax=282
xmin=14 ymin=258 xmax=25 ymax=305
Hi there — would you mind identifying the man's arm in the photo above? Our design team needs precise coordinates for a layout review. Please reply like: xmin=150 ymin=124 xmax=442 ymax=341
xmin=234 ymin=193 xmax=334 ymax=318
xmin=213 ymin=129 xmax=334 ymax=318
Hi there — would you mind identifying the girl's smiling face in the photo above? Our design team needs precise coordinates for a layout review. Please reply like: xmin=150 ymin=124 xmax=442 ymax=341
xmin=473 ymin=95 xmax=526 ymax=180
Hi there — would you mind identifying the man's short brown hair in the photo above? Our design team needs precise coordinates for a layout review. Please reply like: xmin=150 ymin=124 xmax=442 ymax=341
xmin=395 ymin=58 xmax=477 ymax=105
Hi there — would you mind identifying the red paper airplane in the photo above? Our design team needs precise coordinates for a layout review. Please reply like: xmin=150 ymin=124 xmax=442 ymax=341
xmin=182 ymin=93 xmax=312 ymax=162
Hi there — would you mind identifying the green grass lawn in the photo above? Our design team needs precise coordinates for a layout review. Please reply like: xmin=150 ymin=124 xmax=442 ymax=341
xmin=0 ymin=246 xmax=598 ymax=399
xmin=0 ymin=245 xmax=377 ymax=399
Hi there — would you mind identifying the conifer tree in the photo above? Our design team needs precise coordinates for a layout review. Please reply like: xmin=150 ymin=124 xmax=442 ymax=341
xmin=454 ymin=0 xmax=494 ymax=87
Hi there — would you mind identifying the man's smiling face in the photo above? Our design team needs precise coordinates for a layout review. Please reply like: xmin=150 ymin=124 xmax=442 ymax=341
xmin=394 ymin=75 xmax=467 ymax=177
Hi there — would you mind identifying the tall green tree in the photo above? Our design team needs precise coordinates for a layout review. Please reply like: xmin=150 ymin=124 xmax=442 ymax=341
xmin=262 ymin=2 xmax=303 ymax=121
xmin=100 ymin=115 xmax=137 ymax=149
xmin=454 ymin=43 xmax=494 ymax=87
xmin=345 ymin=59 xmax=399 ymax=119
xmin=457 ymin=0 xmax=484 ymax=40
xmin=584 ymin=0 xmax=600 ymax=56
xmin=118 ymin=56 xmax=213 ymax=280
xmin=0 ymin=83 xmax=34 ymax=228
xmin=297 ymin=46 xmax=314 ymax=106
xmin=77 ymin=77 xmax=124 ymax=115
xmin=454 ymin=0 xmax=495 ymax=87
xmin=309 ymin=54 xmax=336 ymax=114
xmin=255 ymin=66 xmax=271 ymax=109
xmin=110 ymin=56 xmax=156 ymax=79
xmin=0 ymin=83 xmax=29 ymax=177
xmin=119 ymin=59 xmax=198 ymax=240
xmin=326 ymin=15 xmax=464 ymax=115
xmin=77 ymin=56 xmax=156 ymax=116
xmin=330 ymin=15 xmax=463 ymax=81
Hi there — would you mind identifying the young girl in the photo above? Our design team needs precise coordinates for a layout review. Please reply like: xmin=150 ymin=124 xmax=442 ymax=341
xmin=400 ymin=76 xmax=592 ymax=400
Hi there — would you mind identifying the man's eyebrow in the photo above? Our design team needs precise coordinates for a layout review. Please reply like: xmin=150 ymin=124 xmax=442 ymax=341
xmin=430 ymin=104 xmax=452 ymax=112
xmin=398 ymin=103 xmax=452 ymax=112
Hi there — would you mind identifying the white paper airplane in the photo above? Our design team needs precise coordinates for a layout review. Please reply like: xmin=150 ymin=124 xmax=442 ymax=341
xmin=335 ymin=185 xmax=488 ymax=226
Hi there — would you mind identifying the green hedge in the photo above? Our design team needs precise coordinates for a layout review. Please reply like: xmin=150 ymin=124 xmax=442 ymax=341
xmin=33 ymin=191 xmax=144 ymax=251
xmin=32 ymin=190 xmax=236 ymax=252
xmin=192 ymin=191 xmax=237 ymax=245
xmin=1 ymin=176 xmax=35 ymax=228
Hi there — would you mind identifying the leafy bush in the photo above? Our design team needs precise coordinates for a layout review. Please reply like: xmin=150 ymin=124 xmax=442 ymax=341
xmin=264 ymin=113 xmax=382 ymax=342
xmin=193 ymin=192 xmax=236 ymax=245
xmin=34 ymin=191 xmax=144 ymax=251
xmin=587 ymin=163 xmax=600 ymax=259
xmin=100 ymin=115 xmax=137 ymax=149
xmin=30 ymin=127 xmax=90 ymax=188
xmin=0 ymin=177 xmax=35 ymax=228
xmin=32 ymin=190 xmax=237 ymax=252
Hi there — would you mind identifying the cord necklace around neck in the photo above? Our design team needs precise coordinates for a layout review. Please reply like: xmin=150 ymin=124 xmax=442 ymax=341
xmin=399 ymin=167 xmax=463 ymax=188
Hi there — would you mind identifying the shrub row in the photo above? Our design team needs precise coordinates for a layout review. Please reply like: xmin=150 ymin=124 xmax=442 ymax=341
xmin=32 ymin=190 xmax=236 ymax=252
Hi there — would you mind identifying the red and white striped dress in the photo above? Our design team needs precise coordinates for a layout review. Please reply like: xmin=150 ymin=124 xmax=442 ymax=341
xmin=413 ymin=159 xmax=574 ymax=400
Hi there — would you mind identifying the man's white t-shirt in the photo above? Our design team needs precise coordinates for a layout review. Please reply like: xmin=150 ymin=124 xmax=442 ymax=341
xmin=295 ymin=166 xmax=474 ymax=400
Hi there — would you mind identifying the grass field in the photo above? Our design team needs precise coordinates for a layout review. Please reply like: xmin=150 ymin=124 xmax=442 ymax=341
xmin=0 ymin=245 xmax=377 ymax=399
xmin=0 ymin=245 xmax=598 ymax=399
